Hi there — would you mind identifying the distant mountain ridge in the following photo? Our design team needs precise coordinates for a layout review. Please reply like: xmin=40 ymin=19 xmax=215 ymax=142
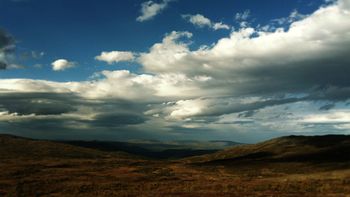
xmin=0 ymin=134 xmax=241 ymax=159
xmin=58 ymin=139 xmax=241 ymax=159
xmin=3 ymin=134 xmax=350 ymax=162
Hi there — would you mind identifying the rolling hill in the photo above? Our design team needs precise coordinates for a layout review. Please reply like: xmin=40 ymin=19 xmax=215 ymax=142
xmin=0 ymin=134 xmax=130 ymax=159
xmin=1 ymin=134 xmax=350 ymax=196
xmin=186 ymin=135 xmax=350 ymax=164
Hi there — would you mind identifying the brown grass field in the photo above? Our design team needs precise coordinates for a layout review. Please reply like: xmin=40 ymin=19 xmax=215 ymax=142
xmin=1 ymin=134 xmax=350 ymax=196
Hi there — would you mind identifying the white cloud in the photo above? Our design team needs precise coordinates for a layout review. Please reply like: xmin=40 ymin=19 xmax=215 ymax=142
xmin=143 ymin=0 xmax=350 ymax=93
xmin=182 ymin=14 xmax=212 ymax=27
xmin=213 ymin=22 xmax=230 ymax=30
xmin=301 ymin=111 xmax=350 ymax=124
xmin=272 ymin=9 xmax=307 ymax=25
xmin=95 ymin=51 xmax=135 ymax=64
xmin=168 ymin=99 xmax=204 ymax=120
xmin=0 ymin=69 xmax=212 ymax=108
xmin=182 ymin=14 xmax=230 ymax=30
xmin=0 ymin=78 xmax=76 ymax=93
xmin=136 ymin=0 xmax=173 ymax=22
xmin=139 ymin=31 xmax=192 ymax=73
xmin=51 ymin=59 xmax=75 ymax=71
xmin=235 ymin=10 xmax=250 ymax=21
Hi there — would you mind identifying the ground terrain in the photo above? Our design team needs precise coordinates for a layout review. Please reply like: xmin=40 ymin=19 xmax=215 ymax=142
xmin=1 ymin=134 xmax=350 ymax=196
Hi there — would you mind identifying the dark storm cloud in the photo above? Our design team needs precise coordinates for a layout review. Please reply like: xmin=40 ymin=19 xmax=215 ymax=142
xmin=319 ymin=103 xmax=336 ymax=111
xmin=197 ymin=97 xmax=301 ymax=118
xmin=0 ymin=62 xmax=7 ymax=70
xmin=0 ymin=93 xmax=78 ymax=115
xmin=0 ymin=92 xmax=150 ymax=121
xmin=91 ymin=113 xmax=147 ymax=127
xmin=0 ymin=92 xmax=149 ymax=137
xmin=238 ymin=53 xmax=350 ymax=97
xmin=0 ymin=29 xmax=14 ymax=50
xmin=0 ymin=29 xmax=15 ymax=70
xmin=205 ymin=89 xmax=350 ymax=118
xmin=308 ymin=87 xmax=350 ymax=102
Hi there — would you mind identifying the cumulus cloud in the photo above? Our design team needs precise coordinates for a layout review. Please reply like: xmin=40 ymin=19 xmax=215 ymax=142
xmin=51 ymin=59 xmax=76 ymax=71
xmin=137 ymin=0 xmax=350 ymax=138
xmin=142 ymin=0 xmax=350 ymax=98
xmin=95 ymin=51 xmax=135 ymax=64
xmin=182 ymin=14 xmax=211 ymax=27
xmin=138 ymin=31 xmax=193 ymax=73
xmin=182 ymin=14 xmax=230 ymax=30
xmin=136 ymin=0 xmax=173 ymax=22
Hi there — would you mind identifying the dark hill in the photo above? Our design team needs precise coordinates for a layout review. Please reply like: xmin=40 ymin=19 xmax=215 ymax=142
xmin=186 ymin=135 xmax=350 ymax=164
xmin=0 ymin=134 xmax=123 ymax=159
xmin=58 ymin=140 xmax=219 ymax=159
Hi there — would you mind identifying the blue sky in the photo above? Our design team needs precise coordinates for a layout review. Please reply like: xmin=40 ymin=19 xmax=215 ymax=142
xmin=0 ymin=0 xmax=350 ymax=143
xmin=1 ymin=0 xmax=324 ymax=81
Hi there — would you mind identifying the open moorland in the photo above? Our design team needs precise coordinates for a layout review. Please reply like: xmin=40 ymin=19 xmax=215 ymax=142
xmin=1 ymin=134 xmax=350 ymax=196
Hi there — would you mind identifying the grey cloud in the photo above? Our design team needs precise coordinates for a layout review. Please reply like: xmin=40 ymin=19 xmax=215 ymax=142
xmin=0 ymin=29 xmax=14 ymax=50
xmin=0 ymin=29 xmax=15 ymax=70
xmin=91 ymin=113 xmax=147 ymax=127
xmin=0 ymin=62 xmax=7 ymax=70
xmin=319 ymin=103 xmax=336 ymax=111
xmin=0 ymin=92 xmax=150 ymax=139
xmin=239 ymin=54 xmax=350 ymax=96
xmin=307 ymin=87 xmax=350 ymax=102
xmin=166 ymin=125 xmax=215 ymax=135
xmin=194 ymin=97 xmax=301 ymax=118
xmin=0 ymin=93 xmax=78 ymax=115
xmin=238 ymin=110 xmax=256 ymax=118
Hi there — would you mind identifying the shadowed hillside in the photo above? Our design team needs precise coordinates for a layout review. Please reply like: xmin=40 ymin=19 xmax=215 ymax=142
xmin=58 ymin=140 xmax=239 ymax=159
xmin=0 ymin=134 xmax=132 ymax=159
xmin=186 ymin=135 xmax=350 ymax=164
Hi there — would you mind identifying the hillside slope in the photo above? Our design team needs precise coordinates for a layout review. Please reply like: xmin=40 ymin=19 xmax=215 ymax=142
xmin=186 ymin=135 xmax=350 ymax=164
xmin=0 ymin=134 xmax=127 ymax=159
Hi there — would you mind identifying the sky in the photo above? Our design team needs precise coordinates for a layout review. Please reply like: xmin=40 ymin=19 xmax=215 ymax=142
xmin=0 ymin=0 xmax=350 ymax=143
